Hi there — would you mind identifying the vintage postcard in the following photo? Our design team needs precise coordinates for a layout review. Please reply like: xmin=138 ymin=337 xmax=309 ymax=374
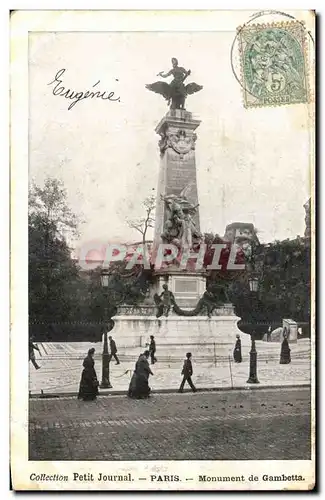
xmin=10 ymin=9 xmax=315 ymax=491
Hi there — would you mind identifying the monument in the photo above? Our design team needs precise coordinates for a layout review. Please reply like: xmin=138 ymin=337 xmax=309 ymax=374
xmin=111 ymin=58 xmax=250 ymax=356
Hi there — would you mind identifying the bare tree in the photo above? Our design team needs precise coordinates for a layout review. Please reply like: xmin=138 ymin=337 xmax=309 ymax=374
xmin=126 ymin=194 xmax=156 ymax=261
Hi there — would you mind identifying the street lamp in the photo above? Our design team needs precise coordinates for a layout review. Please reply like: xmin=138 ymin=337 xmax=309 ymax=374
xmin=247 ymin=275 xmax=260 ymax=384
xmin=100 ymin=273 xmax=110 ymax=288
xmin=100 ymin=272 xmax=112 ymax=389
xmin=249 ymin=276 xmax=259 ymax=293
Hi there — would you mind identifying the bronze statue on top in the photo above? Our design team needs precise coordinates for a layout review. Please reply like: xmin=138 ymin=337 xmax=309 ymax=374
xmin=146 ymin=58 xmax=203 ymax=110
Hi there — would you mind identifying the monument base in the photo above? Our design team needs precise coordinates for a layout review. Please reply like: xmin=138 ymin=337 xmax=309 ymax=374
xmin=111 ymin=305 xmax=250 ymax=359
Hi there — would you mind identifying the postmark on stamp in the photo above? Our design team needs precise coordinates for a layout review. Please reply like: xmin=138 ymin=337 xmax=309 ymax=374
xmin=237 ymin=21 xmax=309 ymax=108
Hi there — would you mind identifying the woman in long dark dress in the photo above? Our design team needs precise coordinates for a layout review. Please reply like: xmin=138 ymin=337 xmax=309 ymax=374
xmin=233 ymin=334 xmax=242 ymax=363
xmin=128 ymin=350 xmax=153 ymax=399
xmin=280 ymin=334 xmax=291 ymax=364
xmin=78 ymin=348 xmax=99 ymax=401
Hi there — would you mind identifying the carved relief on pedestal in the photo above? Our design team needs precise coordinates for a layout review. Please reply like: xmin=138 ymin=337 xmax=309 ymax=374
xmin=117 ymin=305 xmax=156 ymax=316
xmin=159 ymin=128 xmax=197 ymax=158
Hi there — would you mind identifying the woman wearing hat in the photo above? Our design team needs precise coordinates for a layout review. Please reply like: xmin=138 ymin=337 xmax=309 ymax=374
xmin=233 ymin=334 xmax=242 ymax=363
xmin=128 ymin=350 xmax=153 ymax=399
xmin=78 ymin=348 xmax=99 ymax=401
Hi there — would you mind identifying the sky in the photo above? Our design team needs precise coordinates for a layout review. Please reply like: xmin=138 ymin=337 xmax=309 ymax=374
xmin=29 ymin=30 xmax=312 ymax=250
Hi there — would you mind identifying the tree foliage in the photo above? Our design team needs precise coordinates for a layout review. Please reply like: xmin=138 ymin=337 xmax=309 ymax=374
xmin=29 ymin=178 xmax=80 ymax=240
xmin=29 ymin=178 xmax=89 ymax=339
xmin=231 ymin=238 xmax=310 ymax=336
xmin=258 ymin=238 xmax=311 ymax=323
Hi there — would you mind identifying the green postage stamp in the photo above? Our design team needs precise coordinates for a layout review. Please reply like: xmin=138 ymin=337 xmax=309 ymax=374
xmin=237 ymin=21 xmax=309 ymax=108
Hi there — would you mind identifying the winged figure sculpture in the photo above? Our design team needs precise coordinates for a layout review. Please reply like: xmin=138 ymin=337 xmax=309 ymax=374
xmin=145 ymin=57 xmax=203 ymax=110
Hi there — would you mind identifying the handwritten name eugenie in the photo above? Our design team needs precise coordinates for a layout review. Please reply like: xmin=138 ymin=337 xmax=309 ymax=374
xmin=48 ymin=69 xmax=120 ymax=110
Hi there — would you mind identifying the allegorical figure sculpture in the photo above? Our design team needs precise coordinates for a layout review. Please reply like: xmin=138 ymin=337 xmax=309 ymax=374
xmin=180 ymin=210 xmax=200 ymax=250
xmin=160 ymin=193 xmax=202 ymax=250
xmin=145 ymin=57 xmax=203 ymax=110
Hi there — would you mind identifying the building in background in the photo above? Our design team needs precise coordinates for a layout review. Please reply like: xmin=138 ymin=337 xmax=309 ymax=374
xmin=223 ymin=222 xmax=259 ymax=267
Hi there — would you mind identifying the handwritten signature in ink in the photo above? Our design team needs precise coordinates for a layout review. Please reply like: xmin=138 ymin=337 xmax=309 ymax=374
xmin=48 ymin=69 xmax=121 ymax=110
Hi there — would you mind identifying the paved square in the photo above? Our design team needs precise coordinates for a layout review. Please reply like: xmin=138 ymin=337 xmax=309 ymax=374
xmin=29 ymin=340 xmax=311 ymax=395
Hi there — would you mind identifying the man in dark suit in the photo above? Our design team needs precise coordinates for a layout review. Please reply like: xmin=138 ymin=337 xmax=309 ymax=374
xmin=178 ymin=352 xmax=197 ymax=393
xmin=108 ymin=336 xmax=120 ymax=365
xmin=149 ymin=335 xmax=157 ymax=365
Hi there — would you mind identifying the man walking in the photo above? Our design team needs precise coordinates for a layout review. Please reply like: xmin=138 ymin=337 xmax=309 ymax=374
xmin=29 ymin=338 xmax=40 ymax=370
xmin=179 ymin=352 xmax=197 ymax=393
xmin=108 ymin=336 xmax=120 ymax=365
xmin=149 ymin=335 xmax=157 ymax=365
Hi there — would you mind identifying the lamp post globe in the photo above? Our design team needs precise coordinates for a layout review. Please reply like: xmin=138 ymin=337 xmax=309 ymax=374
xmin=100 ymin=273 xmax=109 ymax=288
xmin=249 ymin=276 xmax=259 ymax=293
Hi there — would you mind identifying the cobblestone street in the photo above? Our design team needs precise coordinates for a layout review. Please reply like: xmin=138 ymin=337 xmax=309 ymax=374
xmin=29 ymin=387 xmax=311 ymax=461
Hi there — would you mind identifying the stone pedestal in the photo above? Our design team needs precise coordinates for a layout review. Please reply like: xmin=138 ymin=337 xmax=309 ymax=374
xmin=111 ymin=304 xmax=251 ymax=358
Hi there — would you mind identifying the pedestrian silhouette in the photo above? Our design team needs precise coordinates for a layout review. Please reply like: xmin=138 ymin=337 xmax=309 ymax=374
xmin=109 ymin=336 xmax=120 ymax=365
xmin=233 ymin=334 xmax=242 ymax=363
xmin=128 ymin=350 xmax=153 ymax=399
xmin=29 ymin=339 xmax=40 ymax=370
xmin=280 ymin=333 xmax=291 ymax=364
xmin=149 ymin=335 xmax=157 ymax=365
xmin=179 ymin=352 xmax=197 ymax=393
xmin=78 ymin=348 xmax=99 ymax=401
